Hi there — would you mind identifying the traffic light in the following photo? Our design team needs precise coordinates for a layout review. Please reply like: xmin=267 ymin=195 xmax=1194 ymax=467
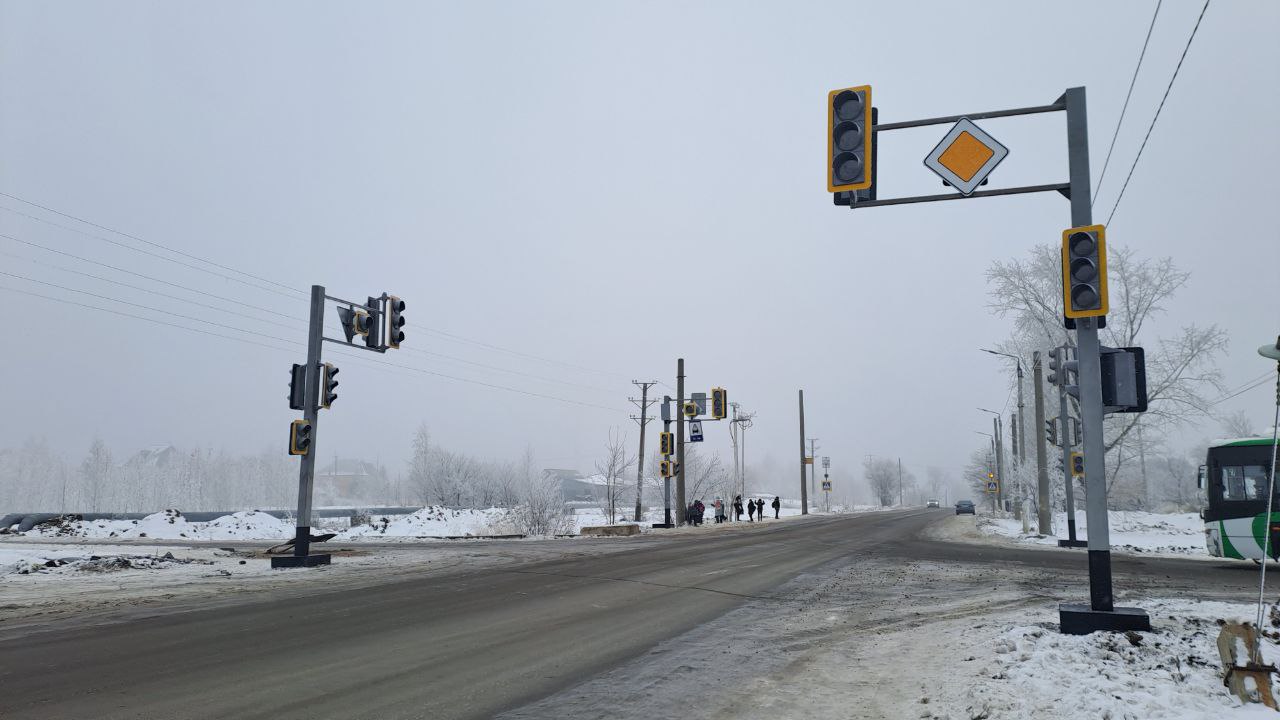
xmin=660 ymin=459 xmax=674 ymax=478
xmin=1070 ymin=452 xmax=1084 ymax=477
xmin=711 ymin=387 xmax=727 ymax=420
xmin=386 ymin=295 xmax=405 ymax=349
xmin=288 ymin=363 xmax=306 ymax=410
xmin=321 ymin=363 xmax=339 ymax=409
xmin=1061 ymin=225 xmax=1109 ymax=320
xmin=1070 ymin=417 xmax=1082 ymax=447
xmin=1046 ymin=417 xmax=1058 ymax=446
xmin=987 ymin=471 xmax=995 ymax=480
xmin=683 ymin=401 xmax=698 ymax=418
xmin=337 ymin=306 xmax=373 ymax=344
xmin=288 ymin=419 xmax=312 ymax=456
xmin=364 ymin=296 xmax=382 ymax=349
xmin=828 ymin=85 xmax=873 ymax=193
xmin=659 ymin=431 xmax=674 ymax=456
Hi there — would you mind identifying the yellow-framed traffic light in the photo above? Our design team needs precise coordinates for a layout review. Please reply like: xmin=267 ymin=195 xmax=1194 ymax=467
xmin=288 ymin=419 xmax=312 ymax=456
xmin=828 ymin=85 xmax=873 ymax=192
xmin=711 ymin=387 xmax=727 ymax=420
xmin=660 ymin=459 xmax=674 ymax=478
xmin=1062 ymin=225 xmax=1108 ymax=319
xmin=659 ymin=432 xmax=674 ymax=456
xmin=683 ymin=401 xmax=698 ymax=418
xmin=1070 ymin=452 xmax=1084 ymax=477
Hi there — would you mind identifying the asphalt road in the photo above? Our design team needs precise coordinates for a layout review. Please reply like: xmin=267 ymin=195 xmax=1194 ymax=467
xmin=0 ymin=510 xmax=1258 ymax=719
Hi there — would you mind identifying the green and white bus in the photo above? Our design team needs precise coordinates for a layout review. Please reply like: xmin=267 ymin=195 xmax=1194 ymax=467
xmin=1202 ymin=437 xmax=1280 ymax=561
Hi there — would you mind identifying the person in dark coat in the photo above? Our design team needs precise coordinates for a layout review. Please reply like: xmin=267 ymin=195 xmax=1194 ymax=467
xmin=772 ymin=496 xmax=781 ymax=519
xmin=756 ymin=498 xmax=765 ymax=520
xmin=693 ymin=500 xmax=705 ymax=526
xmin=747 ymin=497 xmax=755 ymax=521
xmin=733 ymin=495 xmax=744 ymax=521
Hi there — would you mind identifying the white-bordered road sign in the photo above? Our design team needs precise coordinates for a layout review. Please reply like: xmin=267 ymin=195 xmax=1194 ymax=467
xmin=985 ymin=480 xmax=999 ymax=493
xmin=689 ymin=421 xmax=704 ymax=442
xmin=923 ymin=118 xmax=1009 ymax=196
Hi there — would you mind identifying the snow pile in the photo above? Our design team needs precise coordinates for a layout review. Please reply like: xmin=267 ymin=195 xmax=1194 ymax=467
xmin=984 ymin=511 xmax=1206 ymax=555
xmin=200 ymin=511 xmax=293 ymax=540
xmin=339 ymin=506 xmax=510 ymax=538
xmin=962 ymin=599 xmax=1278 ymax=719
xmin=1 ymin=546 xmax=212 ymax=576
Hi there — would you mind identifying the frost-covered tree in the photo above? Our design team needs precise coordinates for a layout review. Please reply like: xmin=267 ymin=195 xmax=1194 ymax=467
xmin=79 ymin=438 xmax=113 ymax=512
xmin=594 ymin=428 xmax=635 ymax=524
xmin=863 ymin=456 xmax=898 ymax=507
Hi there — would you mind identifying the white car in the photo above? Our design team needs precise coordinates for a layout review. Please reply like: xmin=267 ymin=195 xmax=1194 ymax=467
xmin=926 ymin=499 xmax=940 ymax=508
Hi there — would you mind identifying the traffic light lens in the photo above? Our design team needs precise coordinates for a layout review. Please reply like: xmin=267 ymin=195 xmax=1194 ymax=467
xmin=834 ymin=121 xmax=863 ymax=151
xmin=833 ymin=152 xmax=863 ymax=182
xmin=833 ymin=90 xmax=864 ymax=121
xmin=1071 ymin=284 xmax=1099 ymax=309
xmin=1070 ymin=258 xmax=1097 ymax=283
xmin=1068 ymin=232 xmax=1095 ymax=257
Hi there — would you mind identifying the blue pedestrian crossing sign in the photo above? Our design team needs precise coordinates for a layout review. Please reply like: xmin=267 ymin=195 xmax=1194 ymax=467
xmin=689 ymin=421 xmax=704 ymax=442
xmin=985 ymin=480 xmax=999 ymax=493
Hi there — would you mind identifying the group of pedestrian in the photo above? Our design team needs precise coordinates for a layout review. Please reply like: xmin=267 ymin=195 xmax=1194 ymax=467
xmin=684 ymin=499 xmax=706 ymax=526
xmin=728 ymin=495 xmax=780 ymax=522
xmin=685 ymin=495 xmax=783 ymax=527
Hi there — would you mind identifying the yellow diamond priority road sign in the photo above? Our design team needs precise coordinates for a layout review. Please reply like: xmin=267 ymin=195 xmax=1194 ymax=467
xmin=923 ymin=118 xmax=1009 ymax=196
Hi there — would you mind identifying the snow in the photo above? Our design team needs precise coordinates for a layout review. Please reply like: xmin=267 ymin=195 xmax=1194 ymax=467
xmin=337 ymin=506 xmax=510 ymax=538
xmin=984 ymin=510 xmax=1207 ymax=556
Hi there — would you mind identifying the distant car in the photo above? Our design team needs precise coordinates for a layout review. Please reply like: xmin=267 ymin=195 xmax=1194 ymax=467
xmin=955 ymin=500 xmax=976 ymax=515
xmin=926 ymin=499 xmax=940 ymax=508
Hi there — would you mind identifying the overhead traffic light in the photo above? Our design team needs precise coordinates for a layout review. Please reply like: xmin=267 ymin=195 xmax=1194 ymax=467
xmin=711 ymin=387 xmax=727 ymax=420
xmin=288 ymin=419 xmax=312 ymax=456
xmin=1070 ymin=452 xmax=1084 ymax=477
xmin=659 ymin=431 xmax=674 ymax=456
xmin=321 ymin=363 xmax=339 ymax=409
xmin=683 ymin=401 xmax=698 ymax=418
xmin=337 ymin=306 xmax=373 ymax=344
xmin=386 ymin=295 xmax=405 ymax=349
xmin=289 ymin=363 xmax=306 ymax=410
xmin=828 ymin=85 xmax=873 ymax=193
xmin=1061 ymin=225 xmax=1109 ymax=321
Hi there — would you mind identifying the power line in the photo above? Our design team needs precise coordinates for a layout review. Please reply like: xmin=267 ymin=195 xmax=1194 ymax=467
xmin=0 ymin=232 xmax=303 ymax=321
xmin=421 ymin=327 xmax=632 ymax=378
xmin=1104 ymin=0 xmax=1211 ymax=227
xmin=400 ymin=346 xmax=617 ymax=393
xmin=1092 ymin=0 xmax=1162 ymax=207
xmin=0 ymin=191 xmax=305 ymax=295
xmin=1210 ymin=371 xmax=1275 ymax=407
xmin=0 ymin=204 xmax=302 ymax=300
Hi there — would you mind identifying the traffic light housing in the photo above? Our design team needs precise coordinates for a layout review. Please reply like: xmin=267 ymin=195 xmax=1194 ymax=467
xmin=288 ymin=419 xmax=312 ymax=456
xmin=711 ymin=387 xmax=727 ymax=420
xmin=321 ymin=362 xmax=339 ymax=409
xmin=659 ymin=431 xmax=674 ymax=456
xmin=289 ymin=363 xmax=306 ymax=410
xmin=683 ymin=401 xmax=698 ymax=418
xmin=386 ymin=295 xmax=405 ymax=349
xmin=1070 ymin=452 xmax=1084 ymax=477
xmin=1062 ymin=225 xmax=1108 ymax=320
xmin=338 ymin=306 xmax=373 ymax=344
xmin=828 ymin=85 xmax=873 ymax=193
xmin=660 ymin=459 xmax=674 ymax=478
xmin=1046 ymin=418 xmax=1058 ymax=446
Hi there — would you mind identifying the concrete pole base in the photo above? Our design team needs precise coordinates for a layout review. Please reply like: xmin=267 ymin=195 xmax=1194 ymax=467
xmin=650 ymin=523 xmax=674 ymax=529
xmin=271 ymin=554 xmax=331 ymax=568
xmin=1059 ymin=603 xmax=1150 ymax=635
xmin=1057 ymin=539 xmax=1089 ymax=548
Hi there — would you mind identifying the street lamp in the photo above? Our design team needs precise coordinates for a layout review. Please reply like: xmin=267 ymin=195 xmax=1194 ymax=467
xmin=977 ymin=408 xmax=1005 ymax=511
xmin=980 ymin=348 xmax=1026 ymax=466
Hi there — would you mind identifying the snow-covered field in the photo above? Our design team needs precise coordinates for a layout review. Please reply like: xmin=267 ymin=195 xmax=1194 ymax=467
xmin=984 ymin=510 xmax=1207 ymax=556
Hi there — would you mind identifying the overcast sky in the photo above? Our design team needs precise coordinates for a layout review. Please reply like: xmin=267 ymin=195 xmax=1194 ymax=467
xmin=1 ymin=0 xmax=1276 ymax=487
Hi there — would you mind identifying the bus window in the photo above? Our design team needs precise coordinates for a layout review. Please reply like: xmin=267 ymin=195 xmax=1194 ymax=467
xmin=1221 ymin=466 xmax=1270 ymax=500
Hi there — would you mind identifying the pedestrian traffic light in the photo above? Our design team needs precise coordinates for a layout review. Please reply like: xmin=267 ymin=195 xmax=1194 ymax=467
xmin=321 ymin=362 xmax=339 ymax=409
xmin=660 ymin=459 xmax=674 ymax=478
xmin=288 ymin=363 xmax=306 ymax=410
xmin=1046 ymin=418 xmax=1058 ymax=446
xmin=683 ymin=401 xmax=698 ymax=418
xmin=1062 ymin=225 xmax=1109 ymax=320
xmin=659 ymin=431 xmax=674 ymax=456
xmin=828 ymin=85 xmax=873 ymax=192
xmin=711 ymin=387 xmax=727 ymax=420
xmin=1070 ymin=452 xmax=1084 ymax=477
xmin=288 ymin=419 xmax=312 ymax=456
xmin=386 ymin=295 xmax=405 ymax=349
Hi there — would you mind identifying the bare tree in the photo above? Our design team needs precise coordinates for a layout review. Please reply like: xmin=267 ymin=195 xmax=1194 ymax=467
xmin=1220 ymin=410 xmax=1260 ymax=438
xmin=594 ymin=428 xmax=635 ymax=524
xmin=864 ymin=456 xmax=898 ymax=507
xmin=681 ymin=445 xmax=722 ymax=505
xmin=510 ymin=446 xmax=571 ymax=536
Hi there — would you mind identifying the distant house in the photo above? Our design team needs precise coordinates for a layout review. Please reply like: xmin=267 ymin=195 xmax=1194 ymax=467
xmin=541 ymin=468 xmax=598 ymax=501
xmin=317 ymin=459 xmax=383 ymax=499
xmin=127 ymin=444 xmax=179 ymax=469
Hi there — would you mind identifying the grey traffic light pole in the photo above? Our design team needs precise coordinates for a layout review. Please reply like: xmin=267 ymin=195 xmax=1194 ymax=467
xmin=676 ymin=358 xmax=686 ymax=525
xmin=280 ymin=284 xmax=330 ymax=567
xmin=1060 ymin=87 xmax=1147 ymax=633
xmin=798 ymin=390 xmax=808 ymax=515
xmin=1033 ymin=351 xmax=1052 ymax=534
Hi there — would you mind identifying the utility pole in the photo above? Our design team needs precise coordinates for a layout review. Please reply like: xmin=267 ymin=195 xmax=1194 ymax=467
xmin=288 ymin=285 xmax=327 ymax=565
xmin=659 ymin=395 xmax=673 ymax=528
xmin=729 ymin=402 xmax=740 ymax=514
xmin=897 ymin=457 xmax=903 ymax=507
xmin=676 ymin=359 xmax=686 ymax=525
xmin=1054 ymin=345 xmax=1083 ymax=546
xmin=629 ymin=381 xmax=657 ymax=522
xmin=993 ymin=415 xmax=1004 ymax=513
xmin=808 ymin=438 xmax=820 ymax=496
xmin=1033 ymin=352 xmax=1052 ymax=534
xmin=798 ymin=390 xmax=808 ymax=515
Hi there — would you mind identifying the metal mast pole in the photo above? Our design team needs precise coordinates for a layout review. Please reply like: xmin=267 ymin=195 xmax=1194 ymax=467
xmin=798 ymin=390 xmax=808 ymax=515
xmin=993 ymin=415 xmax=1004 ymax=513
xmin=630 ymin=381 xmax=655 ymax=522
xmin=676 ymin=359 xmax=686 ymax=525
xmin=1058 ymin=346 xmax=1081 ymax=544
xmin=1033 ymin=351 xmax=1052 ymax=534
xmin=808 ymin=438 xmax=819 ymax=496
xmin=291 ymin=285 xmax=325 ymax=560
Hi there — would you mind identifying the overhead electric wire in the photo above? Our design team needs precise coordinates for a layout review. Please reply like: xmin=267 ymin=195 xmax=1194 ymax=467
xmin=1210 ymin=371 xmax=1275 ymax=407
xmin=0 ymin=250 xmax=300 ymax=331
xmin=0 ymin=191 xmax=305 ymax=295
xmin=1092 ymin=0 xmax=1162 ymax=206
xmin=400 ymin=346 xmax=618 ymax=393
xmin=0 ymin=204 xmax=302 ymax=300
xmin=421 ymin=327 xmax=633 ymax=378
xmin=0 ymin=232 xmax=304 ymax=321
xmin=1104 ymin=0 xmax=1211 ymax=227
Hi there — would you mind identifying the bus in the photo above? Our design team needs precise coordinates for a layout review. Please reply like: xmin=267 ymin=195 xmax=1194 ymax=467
xmin=1202 ymin=437 xmax=1280 ymax=561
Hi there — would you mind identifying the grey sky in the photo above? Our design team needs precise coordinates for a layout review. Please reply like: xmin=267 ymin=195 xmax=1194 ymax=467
xmin=1 ymin=1 xmax=1276 ymax=486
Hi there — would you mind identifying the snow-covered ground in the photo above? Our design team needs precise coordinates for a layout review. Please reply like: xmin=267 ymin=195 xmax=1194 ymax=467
xmin=984 ymin=510 xmax=1207 ymax=556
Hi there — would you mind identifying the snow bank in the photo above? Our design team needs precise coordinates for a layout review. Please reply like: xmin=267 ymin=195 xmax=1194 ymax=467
xmin=338 ymin=506 xmax=509 ymax=538
xmin=964 ymin=598 xmax=1278 ymax=719
xmin=0 ymin=544 xmax=212 ymax=576
xmin=19 ymin=510 xmax=293 ymax=541
xmin=984 ymin=510 xmax=1206 ymax=556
